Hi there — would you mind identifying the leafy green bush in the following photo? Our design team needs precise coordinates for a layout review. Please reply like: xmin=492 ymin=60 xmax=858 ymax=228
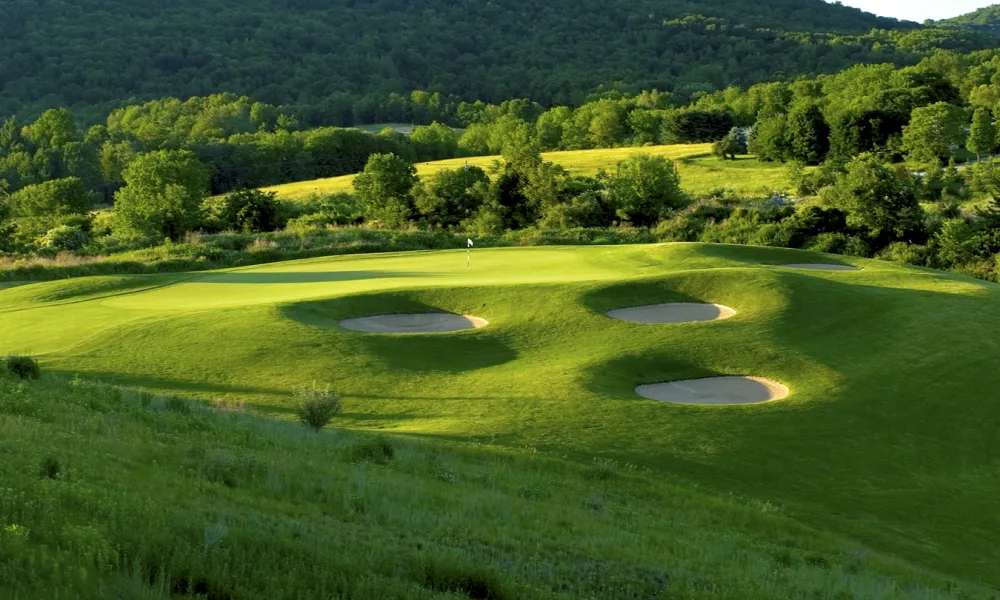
xmin=220 ymin=189 xmax=284 ymax=233
xmin=347 ymin=437 xmax=395 ymax=464
xmin=5 ymin=356 xmax=40 ymax=380
xmin=39 ymin=457 xmax=61 ymax=479
xmin=876 ymin=242 xmax=930 ymax=267
xmin=806 ymin=232 xmax=850 ymax=254
xmin=294 ymin=383 xmax=341 ymax=432
xmin=414 ymin=558 xmax=509 ymax=600
xmin=38 ymin=224 xmax=89 ymax=252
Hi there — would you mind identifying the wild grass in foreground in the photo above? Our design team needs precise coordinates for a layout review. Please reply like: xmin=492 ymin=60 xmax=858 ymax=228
xmin=1 ymin=372 xmax=992 ymax=599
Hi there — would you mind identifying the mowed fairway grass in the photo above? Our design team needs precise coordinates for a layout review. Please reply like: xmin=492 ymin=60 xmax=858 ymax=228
xmin=262 ymin=144 xmax=791 ymax=200
xmin=4 ymin=243 xmax=1000 ymax=588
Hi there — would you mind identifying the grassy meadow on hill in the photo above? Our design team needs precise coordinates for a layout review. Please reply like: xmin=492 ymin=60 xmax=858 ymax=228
xmin=261 ymin=144 xmax=793 ymax=201
xmin=4 ymin=242 xmax=1000 ymax=592
xmin=4 ymin=372 xmax=993 ymax=599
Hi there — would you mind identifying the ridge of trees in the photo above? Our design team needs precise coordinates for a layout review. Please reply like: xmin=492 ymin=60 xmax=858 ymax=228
xmin=2 ymin=0 xmax=994 ymax=122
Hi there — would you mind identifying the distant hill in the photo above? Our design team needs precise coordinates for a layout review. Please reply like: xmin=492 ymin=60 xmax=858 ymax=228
xmin=0 ymin=0 xmax=988 ymax=122
xmin=937 ymin=4 xmax=1000 ymax=33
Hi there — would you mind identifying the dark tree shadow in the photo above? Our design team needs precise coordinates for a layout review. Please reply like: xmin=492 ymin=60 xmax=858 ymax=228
xmin=198 ymin=270 xmax=421 ymax=284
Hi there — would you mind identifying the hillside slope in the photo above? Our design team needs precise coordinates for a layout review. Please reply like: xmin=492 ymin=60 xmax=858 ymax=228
xmin=0 ymin=0 xmax=973 ymax=120
xmin=4 ymin=243 xmax=1000 ymax=587
xmin=939 ymin=4 xmax=1000 ymax=33
xmin=3 ymin=372 xmax=994 ymax=598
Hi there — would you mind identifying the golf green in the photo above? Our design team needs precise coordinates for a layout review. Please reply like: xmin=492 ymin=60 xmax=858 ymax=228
xmin=3 ymin=242 xmax=999 ymax=585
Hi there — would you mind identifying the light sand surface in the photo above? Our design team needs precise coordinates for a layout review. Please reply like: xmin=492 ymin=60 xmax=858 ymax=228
xmin=636 ymin=376 xmax=788 ymax=405
xmin=607 ymin=303 xmax=735 ymax=324
xmin=778 ymin=263 xmax=860 ymax=271
xmin=339 ymin=313 xmax=487 ymax=333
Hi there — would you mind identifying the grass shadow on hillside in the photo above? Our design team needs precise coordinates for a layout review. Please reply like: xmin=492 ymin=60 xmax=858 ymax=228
xmin=45 ymin=369 xmax=290 ymax=399
xmin=584 ymin=353 xmax=715 ymax=400
xmin=282 ymin=292 xmax=518 ymax=373
xmin=199 ymin=270 xmax=421 ymax=284
xmin=695 ymin=244 xmax=857 ymax=267
xmin=580 ymin=280 xmax=708 ymax=315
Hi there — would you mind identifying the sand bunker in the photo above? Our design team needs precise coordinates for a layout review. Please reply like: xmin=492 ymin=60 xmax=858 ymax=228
xmin=607 ymin=303 xmax=735 ymax=324
xmin=339 ymin=313 xmax=487 ymax=333
xmin=636 ymin=376 xmax=788 ymax=405
xmin=778 ymin=263 xmax=860 ymax=271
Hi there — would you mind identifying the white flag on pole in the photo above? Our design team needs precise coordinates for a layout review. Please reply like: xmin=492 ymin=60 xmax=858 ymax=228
xmin=467 ymin=238 xmax=474 ymax=247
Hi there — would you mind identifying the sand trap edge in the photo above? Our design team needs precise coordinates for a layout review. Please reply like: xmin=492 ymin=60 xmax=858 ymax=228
xmin=339 ymin=313 xmax=488 ymax=334
xmin=636 ymin=376 xmax=789 ymax=405
xmin=606 ymin=303 xmax=736 ymax=324
xmin=777 ymin=263 xmax=861 ymax=271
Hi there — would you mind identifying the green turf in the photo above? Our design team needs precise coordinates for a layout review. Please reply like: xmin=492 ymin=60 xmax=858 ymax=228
xmin=5 ymin=374 xmax=991 ymax=598
xmin=260 ymin=144 xmax=791 ymax=201
xmin=4 ymin=242 xmax=1000 ymax=588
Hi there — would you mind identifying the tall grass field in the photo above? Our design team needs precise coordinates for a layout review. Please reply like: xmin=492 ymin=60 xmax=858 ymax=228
xmin=261 ymin=145 xmax=791 ymax=201
xmin=3 ymin=242 xmax=999 ymax=597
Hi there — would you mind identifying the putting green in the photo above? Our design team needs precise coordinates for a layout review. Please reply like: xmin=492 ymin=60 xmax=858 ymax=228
xmin=3 ymin=242 xmax=1000 ymax=586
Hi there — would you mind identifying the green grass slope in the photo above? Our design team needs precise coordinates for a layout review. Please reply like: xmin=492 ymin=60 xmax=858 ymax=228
xmin=261 ymin=145 xmax=792 ymax=201
xmin=4 ymin=243 xmax=1000 ymax=589
xmin=5 ymin=374 xmax=992 ymax=599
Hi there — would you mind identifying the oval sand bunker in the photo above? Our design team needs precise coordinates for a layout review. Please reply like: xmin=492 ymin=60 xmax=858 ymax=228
xmin=636 ymin=376 xmax=788 ymax=405
xmin=778 ymin=263 xmax=860 ymax=271
xmin=339 ymin=313 xmax=487 ymax=334
xmin=607 ymin=303 xmax=735 ymax=324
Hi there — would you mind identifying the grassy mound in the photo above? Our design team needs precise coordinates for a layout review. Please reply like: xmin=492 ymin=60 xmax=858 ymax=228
xmin=1 ymin=373 xmax=992 ymax=599
xmin=3 ymin=243 xmax=1000 ymax=589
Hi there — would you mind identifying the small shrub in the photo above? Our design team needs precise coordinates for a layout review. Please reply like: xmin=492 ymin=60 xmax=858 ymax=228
xmin=39 ymin=456 xmax=61 ymax=479
xmin=5 ymin=355 xmax=40 ymax=380
xmin=220 ymin=189 xmax=283 ymax=233
xmin=165 ymin=396 xmax=190 ymax=413
xmin=294 ymin=383 xmax=341 ymax=432
xmin=415 ymin=559 xmax=509 ymax=600
xmin=38 ymin=224 xmax=89 ymax=252
xmin=347 ymin=437 xmax=394 ymax=464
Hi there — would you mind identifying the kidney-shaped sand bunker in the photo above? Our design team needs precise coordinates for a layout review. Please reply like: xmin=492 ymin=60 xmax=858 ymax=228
xmin=339 ymin=313 xmax=487 ymax=334
xmin=607 ymin=303 xmax=735 ymax=324
xmin=637 ymin=376 xmax=788 ymax=405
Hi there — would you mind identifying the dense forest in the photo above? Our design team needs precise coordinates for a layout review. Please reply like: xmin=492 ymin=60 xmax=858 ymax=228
xmin=939 ymin=5 xmax=1000 ymax=31
xmin=0 ymin=0 xmax=993 ymax=123
xmin=9 ymin=43 xmax=1000 ymax=284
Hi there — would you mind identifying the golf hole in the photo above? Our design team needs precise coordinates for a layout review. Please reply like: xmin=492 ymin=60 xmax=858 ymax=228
xmin=778 ymin=264 xmax=860 ymax=271
xmin=636 ymin=376 xmax=789 ymax=405
xmin=607 ymin=303 xmax=735 ymax=324
xmin=339 ymin=313 xmax=488 ymax=334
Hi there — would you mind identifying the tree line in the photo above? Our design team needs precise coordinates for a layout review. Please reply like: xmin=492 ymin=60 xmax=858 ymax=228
xmin=2 ymin=0 xmax=994 ymax=123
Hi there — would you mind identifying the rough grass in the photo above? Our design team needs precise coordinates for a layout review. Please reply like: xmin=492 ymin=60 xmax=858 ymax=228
xmin=0 ymin=372 xmax=992 ymax=599
xmin=3 ymin=243 xmax=1000 ymax=589
xmin=261 ymin=145 xmax=789 ymax=201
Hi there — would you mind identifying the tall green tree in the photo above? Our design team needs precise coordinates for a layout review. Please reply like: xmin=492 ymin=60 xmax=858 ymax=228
xmin=602 ymin=154 xmax=686 ymax=226
xmin=353 ymin=153 xmax=418 ymax=228
xmin=8 ymin=177 xmax=93 ymax=219
xmin=410 ymin=122 xmax=460 ymax=162
xmin=413 ymin=166 xmax=490 ymax=228
xmin=967 ymin=107 xmax=997 ymax=163
xmin=832 ymin=153 xmax=924 ymax=242
xmin=21 ymin=109 xmax=78 ymax=150
xmin=112 ymin=150 xmax=209 ymax=240
xmin=748 ymin=117 xmax=789 ymax=162
xmin=901 ymin=102 xmax=967 ymax=165
xmin=786 ymin=102 xmax=830 ymax=165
